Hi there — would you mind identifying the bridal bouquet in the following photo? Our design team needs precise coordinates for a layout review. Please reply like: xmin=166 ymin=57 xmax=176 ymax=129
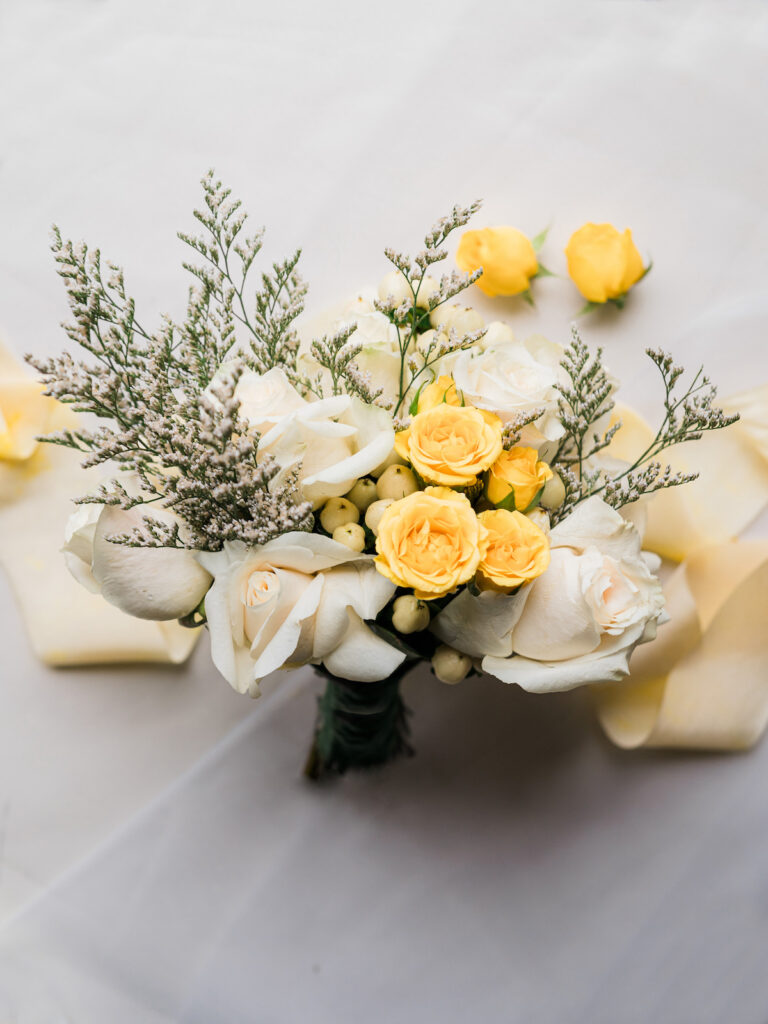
xmin=30 ymin=173 xmax=737 ymax=778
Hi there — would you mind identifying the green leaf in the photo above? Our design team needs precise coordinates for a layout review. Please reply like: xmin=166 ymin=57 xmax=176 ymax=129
xmin=531 ymin=224 xmax=550 ymax=252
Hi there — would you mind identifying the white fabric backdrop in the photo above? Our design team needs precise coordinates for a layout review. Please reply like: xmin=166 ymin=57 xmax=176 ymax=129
xmin=1 ymin=2 xmax=768 ymax=1021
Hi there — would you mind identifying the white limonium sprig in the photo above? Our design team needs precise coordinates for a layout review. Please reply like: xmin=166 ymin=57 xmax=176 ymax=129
xmin=548 ymin=328 xmax=739 ymax=524
xmin=376 ymin=201 xmax=485 ymax=415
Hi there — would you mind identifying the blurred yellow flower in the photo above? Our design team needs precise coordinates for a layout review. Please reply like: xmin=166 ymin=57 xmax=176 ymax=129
xmin=487 ymin=446 xmax=553 ymax=512
xmin=456 ymin=226 xmax=539 ymax=298
xmin=565 ymin=223 xmax=646 ymax=304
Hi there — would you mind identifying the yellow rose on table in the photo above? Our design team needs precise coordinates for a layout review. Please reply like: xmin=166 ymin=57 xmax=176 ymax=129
xmin=375 ymin=487 xmax=488 ymax=600
xmin=456 ymin=227 xmax=539 ymax=298
xmin=395 ymin=404 xmax=503 ymax=487
xmin=477 ymin=509 xmax=550 ymax=590
xmin=487 ymin=446 xmax=553 ymax=512
xmin=565 ymin=223 xmax=647 ymax=305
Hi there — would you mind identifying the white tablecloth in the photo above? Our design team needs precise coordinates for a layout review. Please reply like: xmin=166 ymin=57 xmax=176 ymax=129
xmin=1 ymin=3 xmax=767 ymax=1021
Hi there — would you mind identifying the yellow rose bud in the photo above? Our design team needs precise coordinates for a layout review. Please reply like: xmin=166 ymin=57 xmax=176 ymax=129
xmin=565 ymin=223 xmax=646 ymax=303
xmin=375 ymin=487 xmax=488 ymax=600
xmin=0 ymin=377 xmax=55 ymax=461
xmin=364 ymin=498 xmax=395 ymax=536
xmin=416 ymin=375 xmax=462 ymax=413
xmin=487 ymin=446 xmax=553 ymax=512
xmin=395 ymin=404 xmax=503 ymax=487
xmin=456 ymin=227 xmax=539 ymax=298
xmin=346 ymin=477 xmax=378 ymax=513
xmin=376 ymin=464 xmax=419 ymax=501
xmin=432 ymin=645 xmax=472 ymax=684
xmin=477 ymin=509 xmax=550 ymax=590
xmin=332 ymin=522 xmax=366 ymax=553
xmin=391 ymin=594 xmax=430 ymax=634
xmin=319 ymin=496 xmax=359 ymax=534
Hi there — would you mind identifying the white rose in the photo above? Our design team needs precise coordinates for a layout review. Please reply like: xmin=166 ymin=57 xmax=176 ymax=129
xmin=234 ymin=366 xmax=306 ymax=435
xmin=452 ymin=334 xmax=566 ymax=445
xmin=196 ymin=533 xmax=404 ymax=695
xmin=481 ymin=497 xmax=665 ymax=692
xmin=259 ymin=393 xmax=395 ymax=508
xmin=64 ymin=503 xmax=212 ymax=621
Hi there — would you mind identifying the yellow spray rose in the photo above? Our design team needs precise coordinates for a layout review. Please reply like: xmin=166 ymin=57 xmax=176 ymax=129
xmin=565 ymin=223 xmax=646 ymax=304
xmin=416 ymin=375 xmax=462 ymax=413
xmin=487 ymin=446 xmax=553 ymax=512
xmin=395 ymin=403 xmax=503 ymax=487
xmin=0 ymin=376 xmax=56 ymax=461
xmin=477 ymin=509 xmax=550 ymax=590
xmin=375 ymin=487 xmax=488 ymax=599
xmin=456 ymin=226 xmax=539 ymax=298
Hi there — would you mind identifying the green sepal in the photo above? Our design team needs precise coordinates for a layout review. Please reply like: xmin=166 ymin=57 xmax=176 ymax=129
xmin=532 ymin=263 xmax=556 ymax=279
xmin=531 ymin=224 xmax=551 ymax=252
xmin=576 ymin=300 xmax=601 ymax=317
xmin=520 ymin=484 xmax=545 ymax=514
xmin=409 ymin=380 xmax=428 ymax=416
xmin=493 ymin=489 xmax=518 ymax=512
xmin=520 ymin=289 xmax=535 ymax=308
xmin=179 ymin=595 xmax=208 ymax=629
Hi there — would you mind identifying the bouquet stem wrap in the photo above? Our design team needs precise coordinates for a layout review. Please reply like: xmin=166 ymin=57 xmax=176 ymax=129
xmin=304 ymin=666 xmax=413 ymax=780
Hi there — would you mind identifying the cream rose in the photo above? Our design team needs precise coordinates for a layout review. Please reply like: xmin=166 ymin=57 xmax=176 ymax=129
xmin=452 ymin=334 xmax=566 ymax=445
xmin=481 ymin=497 xmax=665 ymax=692
xmin=196 ymin=533 xmax=403 ymax=695
xmin=64 ymin=503 xmax=212 ymax=621
xmin=258 ymin=389 xmax=395 ymax=508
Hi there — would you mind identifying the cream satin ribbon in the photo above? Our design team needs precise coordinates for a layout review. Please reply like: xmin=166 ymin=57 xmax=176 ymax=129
xmin=0 ymin=337 xmax=199 ymax=666
xmin=593 ymin=394 xmax=768 ymax=750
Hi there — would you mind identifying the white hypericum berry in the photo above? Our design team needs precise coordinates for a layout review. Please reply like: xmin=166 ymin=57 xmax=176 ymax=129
xmin=320 ymin=497 xmax=359 ymax=534
xmin=432 ymin=645 xmax=472 ymax=684
xmin=377 ymin=270 xmax=412 ymax=307
xmin=429 ymin=304 xmax=484 ymax=335
xmin=376 ymin=465 xmax=419 ymax=501
xmin=346 ymin=477 xmax=378 ymax=513
xmin=539 ymin=472 xmax=566 ymax=511
xmin=413 ymin=276 xmax=440 ymax=309
xmin=525 ymin=507 xmax=551 ymax=534
xmin=370 ymin=449 xmax=407 ymax=479
xmin=332 ymin=523 xmax=366 ymax=553
xmin=392 ymin=595 xmax=430 ymax=634
xmin=364 ymin=498 xmax=395 ymax=536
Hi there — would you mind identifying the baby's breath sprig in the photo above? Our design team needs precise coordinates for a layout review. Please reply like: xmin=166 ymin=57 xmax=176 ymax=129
xmin=501 ymin=408 xmax=547 ymax=450
xmin=310 ymin=325 xmax=385 ymax=405
xmin=377 ymin=202 xmax=484 ymax=415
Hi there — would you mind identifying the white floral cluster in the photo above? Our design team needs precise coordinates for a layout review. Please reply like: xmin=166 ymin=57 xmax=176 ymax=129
xmin=34 ymin=178 xmax=737 ymax=701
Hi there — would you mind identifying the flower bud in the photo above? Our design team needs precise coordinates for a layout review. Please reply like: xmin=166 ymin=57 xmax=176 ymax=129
xmin=539 ymin=472 xmax=566 ymax=511
xmin=332 ymin=523 xmax=366 ymax=553
xmin=565 ymin=223 xmax=646 ymax=304
xmin=365 ymin=498 xmax=395 ymax=536
xmin=429 ymin=304 xmax=484 ymax=336
xmin=376 ymin=464 xmax=419 ymax=501
xmin=456 ymin=227 xmax=539 ymax=298
xmin=391 ymin=594 xmax=430 ymax=634
xmin=320 ymin=496 xmax=359 ymax=534
xmin=377 ymin=270 xmax=412 ymax=307
xmin=480 ymin=321 xmax=516 ymax=349
xmin=432 ymin=645 xmax=472 ymax=684
xmin=414 ymin=276 xmax=440 ymax=309
xmin=346 ymin=477 xmax=378 ymax=513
